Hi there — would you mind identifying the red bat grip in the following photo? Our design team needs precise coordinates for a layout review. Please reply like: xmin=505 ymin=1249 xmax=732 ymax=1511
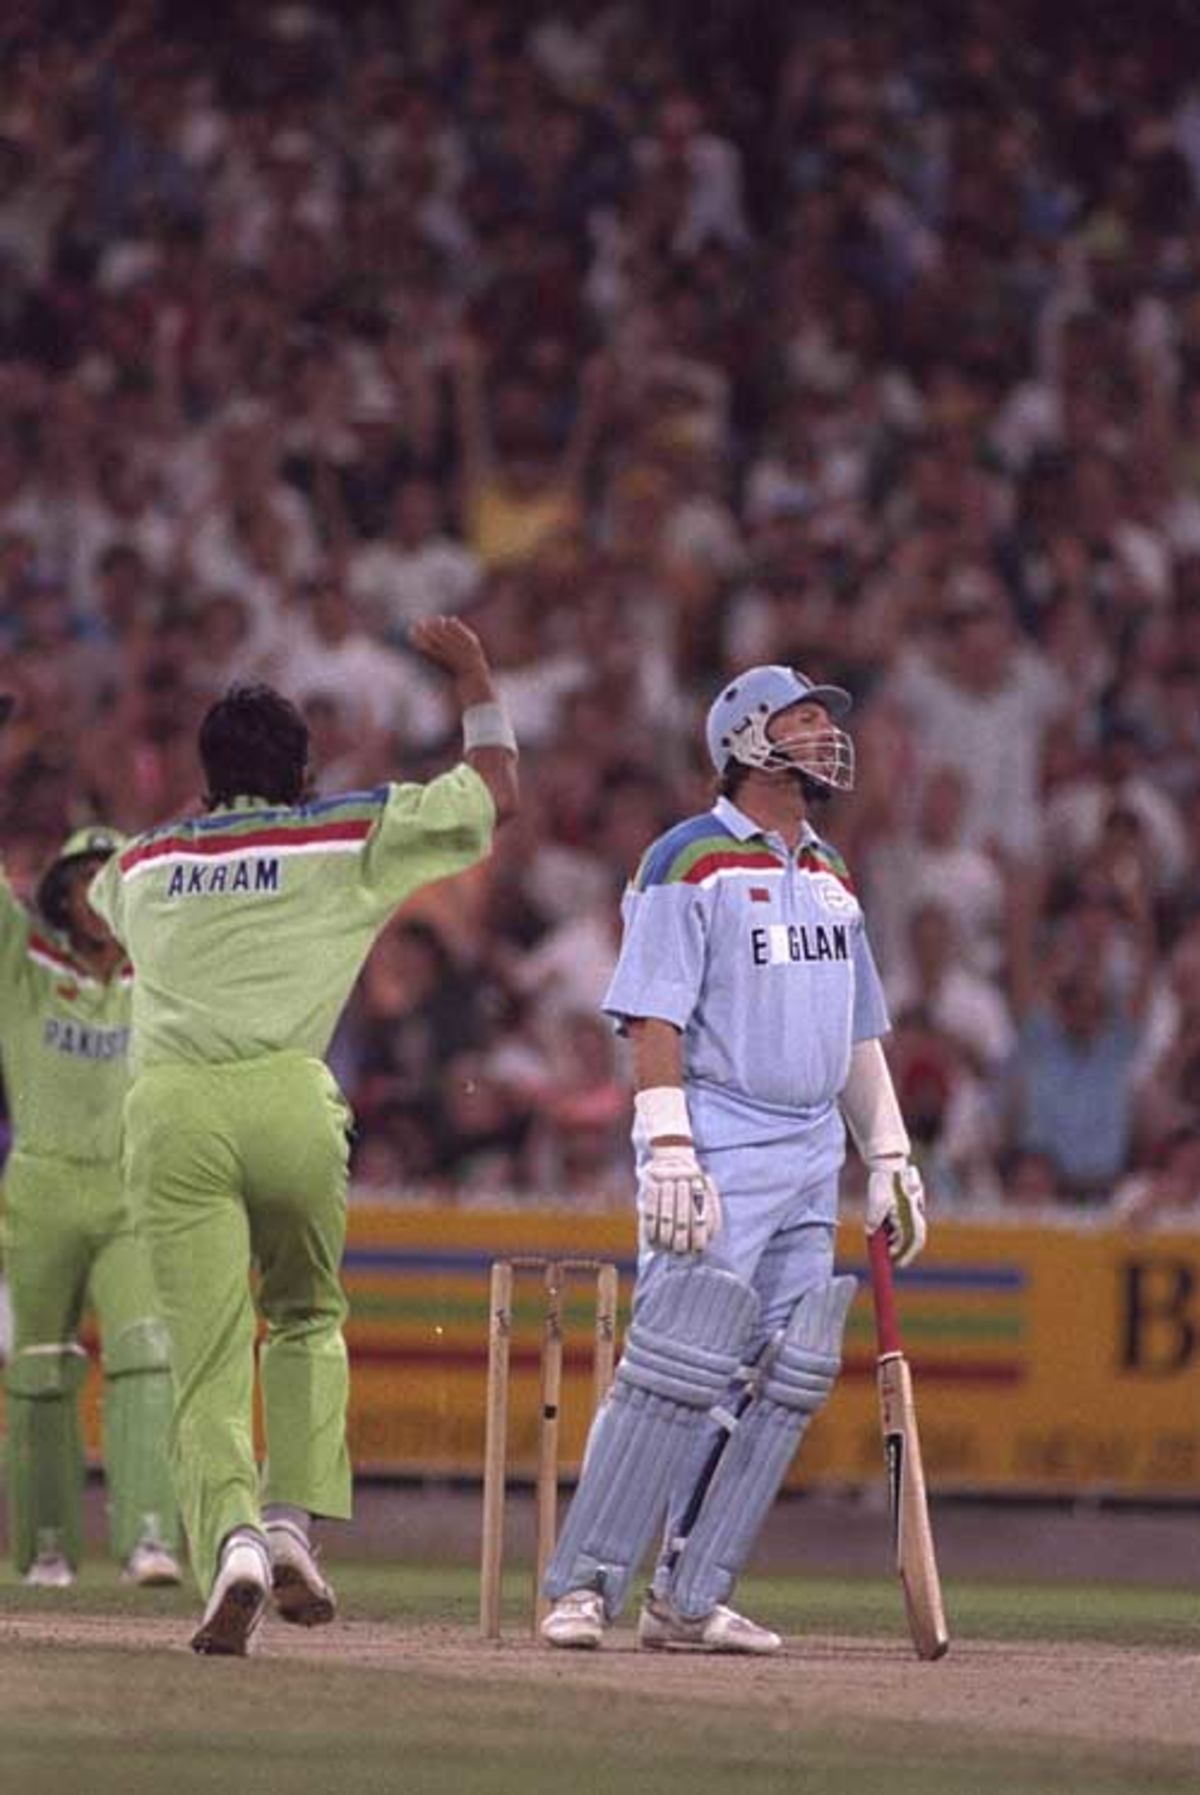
xmin=868 ymin=1227 xmax=902 ymax=1356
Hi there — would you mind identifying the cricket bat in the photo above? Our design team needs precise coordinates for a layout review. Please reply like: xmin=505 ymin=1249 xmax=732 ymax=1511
xmin=868 ymin=1227 xmax=950 ymax=1660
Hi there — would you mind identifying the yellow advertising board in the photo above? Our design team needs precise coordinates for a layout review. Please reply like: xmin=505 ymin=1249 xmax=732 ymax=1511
xmin=335 ymin=1208 xmax=1200 ymax=1498
xmin=52 ymin=1206 xmax=1200 ymax=1498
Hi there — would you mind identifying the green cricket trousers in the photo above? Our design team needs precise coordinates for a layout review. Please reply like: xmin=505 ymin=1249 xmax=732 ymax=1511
xmin=123 ymin=1051 xmax=353 ymax=1594
xmin=4 ymin=1147 xmax=178 ymax=1571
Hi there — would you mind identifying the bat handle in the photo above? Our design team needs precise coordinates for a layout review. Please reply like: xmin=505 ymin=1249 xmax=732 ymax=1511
xmin=868 ymin=1227 xmax=902 ymax=1356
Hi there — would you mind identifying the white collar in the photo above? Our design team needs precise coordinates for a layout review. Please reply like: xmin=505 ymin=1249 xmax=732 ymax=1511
xmin=712 ymin=795 xmax=816 ymax=848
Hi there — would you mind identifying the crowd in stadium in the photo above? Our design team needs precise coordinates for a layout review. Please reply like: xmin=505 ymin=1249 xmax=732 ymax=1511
xmin=1 ymin=0 xmax=1199 ymax=1219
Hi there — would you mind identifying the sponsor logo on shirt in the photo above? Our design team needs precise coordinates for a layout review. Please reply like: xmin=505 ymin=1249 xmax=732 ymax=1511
xmin=748 ymin=887 xmax=772 ymax=903
xmin=750 ymin=922 xmax=849 ymax=966
xmin=165 ymin=857 xmax=281 ymax=898
xmin=810 ymin=872 xmax=859 ymax=916
xmin=43 ymin=1019 xmax=131 ymax=1060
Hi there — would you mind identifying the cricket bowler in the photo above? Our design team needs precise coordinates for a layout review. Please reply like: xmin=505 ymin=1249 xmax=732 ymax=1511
xmin=88 ymin=617 xmax=518 ymax=1655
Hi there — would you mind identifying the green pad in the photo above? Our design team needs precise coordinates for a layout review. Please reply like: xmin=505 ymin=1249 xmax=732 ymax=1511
xmin=103 ymin=1317 xmax=170 ymax=1378
xmin=103 ymin=1319 xmax=180 ymax=1561
xmin=6 ymin=1344 xmax=88 ymax=1573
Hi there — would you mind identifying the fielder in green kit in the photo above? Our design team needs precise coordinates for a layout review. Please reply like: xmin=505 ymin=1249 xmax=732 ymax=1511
xmin=0 ymin=784 xmax=181 ymax=1588
xmin=88 ymin=617 xmax=518 ymax=1655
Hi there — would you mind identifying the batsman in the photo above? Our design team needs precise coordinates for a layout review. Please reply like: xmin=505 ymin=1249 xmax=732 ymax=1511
xmin=0 ymin=702 xmax=180 ymax=1587
xmin=541 ymin=666 xmax=927 ymax=1652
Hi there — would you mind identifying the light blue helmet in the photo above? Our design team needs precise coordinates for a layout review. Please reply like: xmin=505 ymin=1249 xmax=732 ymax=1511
xmin=705 ymin=665 xmax=854 ymax=788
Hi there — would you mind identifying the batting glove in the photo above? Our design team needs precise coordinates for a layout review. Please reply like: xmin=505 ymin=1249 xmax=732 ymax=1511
xmin=866 ymin=1157 xmax=927 ymax=1267
xmin=638 ymin=1146 xmax=723 ymax=1256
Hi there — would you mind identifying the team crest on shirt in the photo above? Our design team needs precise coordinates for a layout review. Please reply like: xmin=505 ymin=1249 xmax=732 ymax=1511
xmin=811 ymin=873 xmax=859 ymax=917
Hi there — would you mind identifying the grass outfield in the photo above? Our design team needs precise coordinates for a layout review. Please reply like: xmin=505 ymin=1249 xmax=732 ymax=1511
xmin=0 ymin=1564 xmax=1196 ymax=1795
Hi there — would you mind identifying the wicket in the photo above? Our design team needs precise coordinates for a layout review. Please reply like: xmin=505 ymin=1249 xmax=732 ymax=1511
xmin=480 ymin=1256 xmax=620 ymax=1639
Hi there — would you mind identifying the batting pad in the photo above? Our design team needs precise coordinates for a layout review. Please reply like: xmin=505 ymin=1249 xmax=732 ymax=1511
xmin=667 ymin=1275 xmax=856 ymax=1619
xmin=6 ymin=1343 xmax=89 ymax=1572
xmin=544 ymin=1265 xmax=759 ymax=1618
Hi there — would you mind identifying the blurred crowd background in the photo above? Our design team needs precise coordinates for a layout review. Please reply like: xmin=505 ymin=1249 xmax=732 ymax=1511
xmin=1 ymin=0 xmax=1199 ymax=1222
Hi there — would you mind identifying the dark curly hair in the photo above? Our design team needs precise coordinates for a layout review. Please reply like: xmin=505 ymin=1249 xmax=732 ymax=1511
xmin=198 ymin=683 xmax=310 ymax=810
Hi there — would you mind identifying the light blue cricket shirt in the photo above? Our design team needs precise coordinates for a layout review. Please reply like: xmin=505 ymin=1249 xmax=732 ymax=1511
xmin=603 ymin=796 xmax=890 ymax=1155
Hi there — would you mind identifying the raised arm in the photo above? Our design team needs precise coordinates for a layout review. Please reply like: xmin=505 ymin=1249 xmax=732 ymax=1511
xmin=408 ymin=617 xmax=519 ymax=824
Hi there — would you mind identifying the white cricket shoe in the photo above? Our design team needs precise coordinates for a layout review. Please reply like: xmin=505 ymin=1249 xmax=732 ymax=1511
xmin=190 ymin=1531 xmax=270 ymax=1656
xmin=637 ymin=1592 xmax=782 ymax=1655
xmin=540 ymin=1588 xmax=606 ymax=1649
xmin=123 ymin=1541 xmax=183 ymax=1587
xmin=24 ymin=1553 xmax=75 ymax=1589
xmin=266 ymin=1519 xmax=336 ymax=1627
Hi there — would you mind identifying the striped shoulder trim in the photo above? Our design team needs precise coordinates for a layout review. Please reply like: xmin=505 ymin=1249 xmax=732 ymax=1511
xmin=678 ymin=847 xmax=784 ymax=888
xmin=301 ymin=785 xmax=389 ymax=818
xmin=635 ymin=817 xmax=781 ymax=891
xmin=799 ymin=838 xmax=856 ymax=894
xmin=634 ymin=816 xmax=724 ymax=890
xmin=127 ymin=787 xmax=388 ymax=850
xmin=120 ymin=814 xmax=375 ymax=878
xmin=27 ymin=932 xmax=98 ymax=986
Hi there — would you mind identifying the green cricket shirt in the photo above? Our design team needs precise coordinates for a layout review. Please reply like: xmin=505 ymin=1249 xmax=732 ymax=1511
xmin=0 ymin=871 xmax=132 ymax=1162
xmin=88 ymin=767 xmax=495 ymax=1073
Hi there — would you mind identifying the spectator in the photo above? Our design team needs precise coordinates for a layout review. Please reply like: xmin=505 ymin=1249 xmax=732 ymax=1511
xmin=863 ymin=761 xmax=1010 ymax=983
xmin=1114 ymin=1129 xmax=1200 ymax=1228
xmin=1044 ymin=720 xmax=1190 ymax=901
xmin=1003 ymin=1151 xmax=1064 ymax=1210
xmin=342 ymin=918 xmax=492 ymax=1138
xmin=1134 ymin=919 xmax=1200 ymax=1152
xmin=506 ymin=868 xmax=625 ymax=1022
xmin=885 ymin=567 xmax=1069 ymax=864
xmin=523 ymin=1008 xmax=630 ymax=1199
xmin=633 ymin=89 xmax=751 ymax=258
xmin=886 ymin=1006 xmax=1002 ymax=1208
xmin=436 ymin=1050 xmax=533 ymax=1196
xmin=449 ymin=333 xmax=608 ymax=570
xmin=1007 ymin=955 xmax=1145 ymax=1203
xmin=1 ymin=4 xmax=1198 ymax=1205
xmin=267 ymin=576 xmax=449 ymax=749
xmin=348 ymin=476 xmax=481 ymax=632
xmin=885 ymin=900 xmax=1015 ymax=1076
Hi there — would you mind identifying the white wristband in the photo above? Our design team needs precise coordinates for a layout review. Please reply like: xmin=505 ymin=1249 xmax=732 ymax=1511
xmin=463 ymin=701 xmax=517 ymax=754
xmin=840 ymin=1039 xmax=911 ymax=1167
xmin=635 ymin=1085 xmax=692 ymax=1141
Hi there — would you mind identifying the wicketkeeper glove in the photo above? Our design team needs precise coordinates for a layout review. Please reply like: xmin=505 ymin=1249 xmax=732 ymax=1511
xmin=638 ymin=1145 xmax=723 ymax=1256
xmin=865 ymin=1156 xmax=927 ymax=1267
